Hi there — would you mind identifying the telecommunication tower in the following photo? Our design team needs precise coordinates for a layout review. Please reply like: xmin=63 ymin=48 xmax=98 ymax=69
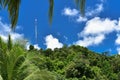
xmin=35 ymin=18 xmax=38 ymax=44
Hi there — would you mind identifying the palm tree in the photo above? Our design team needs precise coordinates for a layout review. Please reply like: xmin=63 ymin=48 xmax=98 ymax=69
xmin=0 ymin=36 xmax=57 ymax=80
xmin=0 ymin=0 xmax=86 ymax=29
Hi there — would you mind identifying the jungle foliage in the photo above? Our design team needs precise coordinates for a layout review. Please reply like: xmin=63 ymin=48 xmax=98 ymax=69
xmin=0 ymin=36 xmax=120 ymax=80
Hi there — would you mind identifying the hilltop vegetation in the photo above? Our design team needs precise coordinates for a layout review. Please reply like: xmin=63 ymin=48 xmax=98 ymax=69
xmin=0 ymin=37 xmax=120 ymax=80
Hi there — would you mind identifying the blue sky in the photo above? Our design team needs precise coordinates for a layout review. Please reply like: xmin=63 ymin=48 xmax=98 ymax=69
xmin=0 ymin=0 xmax=120 ymax=54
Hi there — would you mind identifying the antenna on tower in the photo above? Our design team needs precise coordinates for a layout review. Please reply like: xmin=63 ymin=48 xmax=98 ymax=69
xmin=35 ymin=18 xmax=38 ymax=44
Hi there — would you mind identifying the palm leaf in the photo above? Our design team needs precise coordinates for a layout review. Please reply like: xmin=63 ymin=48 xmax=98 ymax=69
xmin=74 ymin=0 xmax=80 ymax=7
xmin=0 ymin=75 xmax=3 ymax=80
xmin=74 ymin=0 xmax=86 ymax=16
xmin=2 ymin=0 xmax=21 ymax=30
xmin=7 ymin=35 xmax=12 ymax=51
xmin=0 ymin=0 xmax=3 ymax=9
xmin=80 ymin=0 xmax=86 ymax=16
xmin=0 ymin=40 xmax=57 ymax=80
xmin=48 ymin=0 xmax=54 ymax=24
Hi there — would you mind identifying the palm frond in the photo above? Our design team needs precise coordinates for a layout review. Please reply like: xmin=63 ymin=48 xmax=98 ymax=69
xmin=7 ymin=34 xmax=12 ymax=50
xmin=0 ymin=75 xmax=3 ymax=80
xmin=48 ymin=0 xmax=54 ymax=24
xmin=74 ymin=0 xmax=86 ymax=16
xmin=24 ymin=70 xmax=56 ymax=80
xmin=0 ymin=0 xmax=3 ymax=9
xmin=3 ymin=0 xmax=21 ymax=30
xmin=74 ymin=0 xmax=80 ymax=7
xmin=3 ymin=0 xmax=9 ymax=8
xmin=80 ymin=0 xmax=86 ymax=16
xmin=0 ymin=41 xmax=56 ymax=80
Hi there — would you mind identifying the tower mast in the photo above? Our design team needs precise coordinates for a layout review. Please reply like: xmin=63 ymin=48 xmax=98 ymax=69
xmin=35 ymin=18 xmax=38 ymax=44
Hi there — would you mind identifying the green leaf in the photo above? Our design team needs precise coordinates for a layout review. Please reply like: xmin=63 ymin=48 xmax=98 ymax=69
xmin=80 ymin=0 xmax=86 ymax=16
xmin=48 ymin=0 xmax=54 ymax=24
xmin=7 ymin=34 xmax=12 ymax=51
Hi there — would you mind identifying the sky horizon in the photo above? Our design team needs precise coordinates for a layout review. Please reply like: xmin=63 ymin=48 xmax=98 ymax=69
xmin=0 ymin=0 xmax=120 ymax=54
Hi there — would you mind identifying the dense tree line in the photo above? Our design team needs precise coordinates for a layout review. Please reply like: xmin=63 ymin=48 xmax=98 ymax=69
xmin=0 ymin=36 xmax=120 ymax=80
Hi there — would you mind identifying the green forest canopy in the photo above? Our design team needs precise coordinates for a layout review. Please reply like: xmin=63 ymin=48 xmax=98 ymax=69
xmin=0 ymin=37 xmax=120 ymax=80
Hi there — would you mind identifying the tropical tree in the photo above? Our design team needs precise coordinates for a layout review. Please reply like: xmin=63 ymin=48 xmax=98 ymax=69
xmin=0 ymin=0 xmax=86 ymax=29
xmin=0 ymin=37 xmax=57 ymax=80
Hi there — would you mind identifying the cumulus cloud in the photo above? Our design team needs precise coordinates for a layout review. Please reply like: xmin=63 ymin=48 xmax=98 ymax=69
xmin=86 ymin=4 xmax=103 ymax=17
xmin=115 ymin=19 xmax=120 ymax=54
xmin=79 ymin=17 xmax=117 ymax=36
xmin=62 ymin=7 xmax=79 ymax=16
xmin=45 ymin=35 xmax=63 ymax=50
xmin=115 ymin=18 xmax=120 ymax=31
xmin=76 ymin=16 xmax=88 ymax=22
xmin=26 ymin=43 xmax=41 ymax=50
xmin=85 ymin=0 xmax=105 ymax=17
xmin=75 ymin=17 xmax=120 ymax=55
xmin=0 ymin=17 xmax=24 ymax=42
xmin=34 ymin=44 xmax=40 ymax=50
xmin=62 ymin=0 xmax=105 ymax=23
xmin=0 ymin=17 xmax=41 ymax=51
xmin=115 ymin=34 xmax=120 ymax=45
xmin=75 ymin=17 xmax=120 ymax=47
xmin=117 ymin=48 xmax=120 ymax=55
xmin=62 ymin=7 xmax=87 ymax=22
xmin=75 ymin=34 xmax=105 ymax=47
xmin=25 ymin=42 xmax=41 ymax=50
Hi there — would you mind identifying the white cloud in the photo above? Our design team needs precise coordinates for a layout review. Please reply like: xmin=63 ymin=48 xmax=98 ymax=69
xmin=115 ymin=34 xmax=120 ymax=45
xmin=34 ymin=44 xmax=40 ymax=50
xmin=26 ymin=43 xmax=40 ymax=50
xmin=75 ymin=34 xmax=105 ymax=47
xmin=26 ymin=43 xmax=30 ymax=50
xmin=76 ymin=3 xmax=104 ymax=23
xmin=45 ymin=34 xmax=63 ymax=50
xmin=0 ymin=17 xmax=33 ymax=50
xmin=81 ymin=17 xmax=120 ymax=54
xmin=117 ymin=48 xmax=120 ymax=55
xmin=75 ymin=16 xmax=120 ymax=55
xmin=10 ymin=33 xmax=24 ymax=42
xmin=62 ymin=0 xmax=105 ymax=23
xmin=114 ymin=18 xmax=120 ymax=55
xmin=79 ymin=17 xmax=117 ymax=36
xmin=86 ymin=4 xmax=103 ymax=17
xmin=115 ymin=20 xmax=120 ymax=55
xmin=119 ymin=18 xmax=120 ymax=26
xmin=115 ymin=18 xmax=120 ymax=31
xmin=0 ymin=17 xmax=24 ymax=42
xmin=76 ymin=17 xmax=120 ymax=48
xmin=62 ymin=7 xmax=79 ymax=16
xmin=62 ymin=7 xmax=87 ymax=22
xmin=76 ymin=16 xmax=88 ymax=22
